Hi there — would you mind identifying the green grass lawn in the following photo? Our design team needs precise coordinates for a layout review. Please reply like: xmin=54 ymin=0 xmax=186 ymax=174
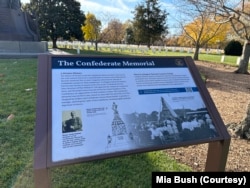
xmin=0 ymin=58 xmax=191 ymax=188
xmin=0 ymin=49 xmax=248 ymax=187
xmin=63 ymin=47 xmax=245 ymax=68
xmin=0 ymin=59 xmax=37 ymax=188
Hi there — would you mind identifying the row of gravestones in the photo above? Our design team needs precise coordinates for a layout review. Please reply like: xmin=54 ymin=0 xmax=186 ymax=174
xmin=53 ymin=41 xmax=224 ymax=55
xmin=50 ymin=41 xmax=246 ymax=66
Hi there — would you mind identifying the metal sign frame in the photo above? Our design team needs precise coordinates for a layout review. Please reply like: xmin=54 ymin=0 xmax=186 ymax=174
xmin=34 ymin=55 xmax=231 ymax=188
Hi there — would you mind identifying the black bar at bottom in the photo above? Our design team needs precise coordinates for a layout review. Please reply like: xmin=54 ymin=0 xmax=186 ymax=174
xmin=152 ymin=172 xmax=249 ymax=187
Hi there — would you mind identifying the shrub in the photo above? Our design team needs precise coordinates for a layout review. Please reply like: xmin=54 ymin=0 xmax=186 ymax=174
xmin=224 ymin=40 xmax=243 ymax=56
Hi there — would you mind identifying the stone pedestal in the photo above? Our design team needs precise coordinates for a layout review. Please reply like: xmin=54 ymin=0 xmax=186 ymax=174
xmin=0 ymin=7 xmax=39 ymax=41
xmin=0 ymin=41 xmax=48 ymax=58
xmin=0 ymin=2 xmax=45 ymax=58
xmin=0 ymin=41 xmax=48 ymax=53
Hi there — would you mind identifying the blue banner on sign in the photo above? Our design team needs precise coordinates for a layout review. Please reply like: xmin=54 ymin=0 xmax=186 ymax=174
xmin=138 ymin=87 xmax=198 ymax=95
xmin=51 ymin=56 xmax=188 ymax=69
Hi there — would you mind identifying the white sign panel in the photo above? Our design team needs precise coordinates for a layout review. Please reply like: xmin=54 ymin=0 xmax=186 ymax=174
xmin=51 ymin=57 xmax=219 ymax=162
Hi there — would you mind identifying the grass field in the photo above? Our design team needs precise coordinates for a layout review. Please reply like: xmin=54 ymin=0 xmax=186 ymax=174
xmin=0 ymin=57 xmax=191 ymax=188
xmin=62 ymin=47 xmax=243 ymax=67
xmin=0 ymin=48 xmax=248 ymax=187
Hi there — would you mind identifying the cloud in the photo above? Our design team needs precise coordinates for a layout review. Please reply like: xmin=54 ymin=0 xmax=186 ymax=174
xmin=22 ymin=0 xmax=177 ymax=33
xmin=80 ymin=0 xmax=135 ymax=21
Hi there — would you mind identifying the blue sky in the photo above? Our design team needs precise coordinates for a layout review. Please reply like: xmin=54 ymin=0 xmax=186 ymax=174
xmin=22 ymin=0 xmax=178 ymax=33
xmin=79 ymin=0 xmax=176 ymax=21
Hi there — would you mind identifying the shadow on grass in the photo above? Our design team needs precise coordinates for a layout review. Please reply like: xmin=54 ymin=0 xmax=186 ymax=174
xmin=195 ymin=62 xmax=250 ymax=95
xmin=2 ymin=53 xmax=193 ymax=188
xmin=13 ymin=151 xmax=191 ymax=188
xmin=50 ymin=151 xmax=191 ymax=188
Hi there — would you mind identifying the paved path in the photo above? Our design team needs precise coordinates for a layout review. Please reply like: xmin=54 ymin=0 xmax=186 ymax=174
xmin=0 ymin=48 xmax=71 ymax=58
xmin=48 ymin=48 xmax=72 ymax=55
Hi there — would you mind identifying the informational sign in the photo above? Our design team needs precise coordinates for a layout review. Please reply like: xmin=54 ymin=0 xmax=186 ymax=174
xmin=47 ymin=56 xmax=222 ymax=165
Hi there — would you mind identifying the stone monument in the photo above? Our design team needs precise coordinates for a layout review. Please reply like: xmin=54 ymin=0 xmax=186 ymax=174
xmin=0 ymin=0 xmax=47 ymax=56
xmin=0 ymin=0 xmax=39 ymax=41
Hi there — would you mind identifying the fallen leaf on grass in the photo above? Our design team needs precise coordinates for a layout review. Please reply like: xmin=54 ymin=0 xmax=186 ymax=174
xmin=25 ymin=88 xmax=33 ymax=91
xmin=7 ymin=114 xmax=15 ymax=121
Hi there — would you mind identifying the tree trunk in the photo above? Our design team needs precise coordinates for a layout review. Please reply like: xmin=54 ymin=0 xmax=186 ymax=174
xmin=52 ymin=39 xmax=57 ymax=49
xmin=234 ymin=40 xmax=250 ymax=74
xmin=193 ymin=45 xmax=200 ymax=60
xmin=231 ymin=102 xmax=250 ymax=140
xmin=147 ymin=42 xmax=151 ymax=49
xmin=95 ymin=40 xmax=98 ymax=51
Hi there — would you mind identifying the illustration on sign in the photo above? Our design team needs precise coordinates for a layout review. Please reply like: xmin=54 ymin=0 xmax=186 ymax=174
xmin=51 ymin=57 xmax=219 ymax=162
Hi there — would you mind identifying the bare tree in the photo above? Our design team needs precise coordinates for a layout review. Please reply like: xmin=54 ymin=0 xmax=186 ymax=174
xmin=173 ymin=0 xmax=226 ymax=60
xmin=84 ymin=11 xmax=116 ymax=49
xmin=193 ymin=0 xmax=250 ymax=74
xmin=193 ymin=0 xmax=250 ymax=140
xmin=101 ymin=19 xmax=125 ymax=44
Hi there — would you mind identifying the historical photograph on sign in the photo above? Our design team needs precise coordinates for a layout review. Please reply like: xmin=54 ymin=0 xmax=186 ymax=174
xmin=104 ymin=95 xmax=218 ymax=153
xmin=62 ymin=110 xmax=83 ymax=133
xmin=51 ymin=57 xmax=220 ymax=162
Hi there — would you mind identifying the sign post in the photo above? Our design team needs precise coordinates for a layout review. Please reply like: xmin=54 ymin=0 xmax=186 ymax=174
xmin=34 ymin=55 xmax=230 ymax=187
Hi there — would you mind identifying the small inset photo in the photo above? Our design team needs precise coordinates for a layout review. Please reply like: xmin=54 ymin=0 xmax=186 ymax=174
xmin=62 ymin=110 xmax=83 ymax=133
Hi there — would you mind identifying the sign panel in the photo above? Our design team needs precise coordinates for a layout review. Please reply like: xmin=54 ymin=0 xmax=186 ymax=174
xmin=47 ymin=56 xmax=223 ymax=166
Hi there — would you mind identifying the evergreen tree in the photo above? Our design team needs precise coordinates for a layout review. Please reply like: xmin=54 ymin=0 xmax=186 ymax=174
xmin=26 ymin=0 xmax=85 ymax=48
xmin=132 ymin=0 xmax=168 ymax=48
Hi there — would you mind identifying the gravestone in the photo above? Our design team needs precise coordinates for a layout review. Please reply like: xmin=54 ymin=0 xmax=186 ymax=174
xmin=0 ymin=0 xmax=39 ymax=41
